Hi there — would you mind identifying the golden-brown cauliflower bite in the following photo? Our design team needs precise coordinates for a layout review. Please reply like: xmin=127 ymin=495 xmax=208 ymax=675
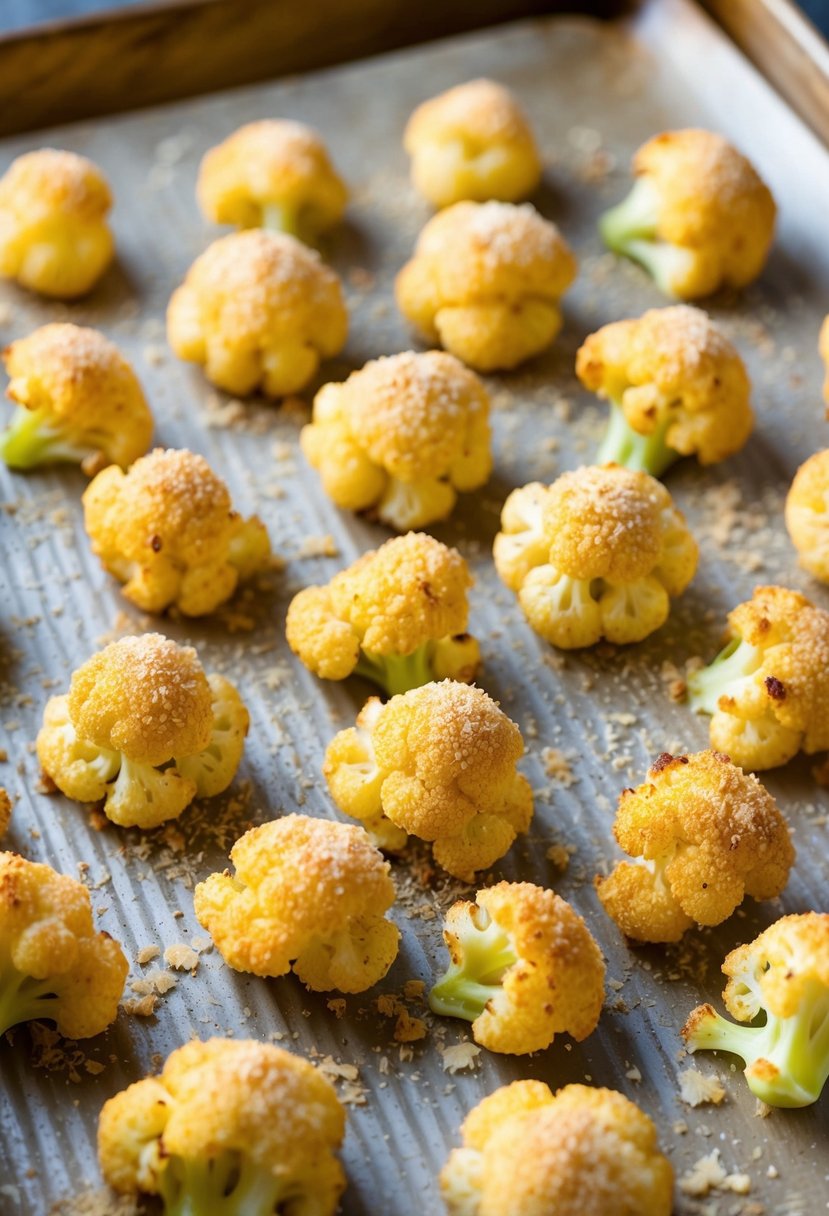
xmin=600 ymin=129 xmax=776 ymax=299
xmin=301 ymin=350 xmax=492 ymax=530
xmin=429 ymin=881 xmax=604 ymax=1055
xmin=37 ymin=633 xmax=249 ymax=829
xmin=785 ymin=449 xmax=829 ymax=583
xmin=194 ymin=814 xmax=399 ymax=993
xmin=0 ymin=852 xmax=128 ymax=1038
xmin=441 ymin=1080 xmax=673 ymax=1216
xmin=576 ymin=305 xmax=753 ymax=476
xmin=167 ymin=229 xmax=348 ymax=397
xmin=82 ymin=447 xmax=270 ymax=616
xmin=286 ymin=531 xmax=480 ymax=694
xmin=396 ymin=201 xmax=576 ymax=371
xmin=404 ymin=78 xmax=542 ymax=208
xmin=596 ymin=750 xmax=794 ymax=943
xmin=494 ymin=464 xmax=697 ymax=648
xmin=0 ymin=323 xmax=152 ymax=473
xmin=197 ymin=119 xmax=347 ymax=241
xmin=687 ymin=585 xmax=829 ymax=769
xmin=99 ymin=1038 xmax=346 ymax=1213
xmin=0 ymin=149 xmax=114 ymax=298
xmin=324 ymin=681 xmax=532 ymax=877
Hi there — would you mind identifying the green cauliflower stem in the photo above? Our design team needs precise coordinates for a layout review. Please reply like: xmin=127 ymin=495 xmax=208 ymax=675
xmin=599 ymin=177 xmax=694 ymax=296
xmin=596 ymin=400 xmax=678 ymax=477
xmin=0 ymin=963 xmax=62 ymax=1036
xmin=157 ymin=1151 xmax=292 ymax=1216
xmin=0 ymin=404 xmax=106 ymax=470
xmin=686 ymin=637 xmax=763 ymax=715
xmin=429 ymin=909 xmax=517 ymax=1021
xmin=354 ymin=643 xmax=437 ymax=697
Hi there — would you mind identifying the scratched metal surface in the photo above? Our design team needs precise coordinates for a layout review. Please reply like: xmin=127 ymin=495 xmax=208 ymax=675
xmin=0 ymin=1 xmax=827 ymax=1212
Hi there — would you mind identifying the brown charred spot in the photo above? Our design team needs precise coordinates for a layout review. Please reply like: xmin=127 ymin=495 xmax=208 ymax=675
xmin=652 ymin=752 xmax=679 ymax=773
xmin=757 ymin=616 xmax=771 ymax=635
xmin=712 ymin=751 xmax=731 ymax=764
xmin=453 ymin=632 xmax=471 ymax=643
xmin=150 ymin=534 xmax=163 ymax=553
xmin=765 ymin=676 xmax=786 ymax=702
xmin=712 ymin=377 xmax=721 ymax=388
xmin=420 ymin=580 xmax=437 ymax=603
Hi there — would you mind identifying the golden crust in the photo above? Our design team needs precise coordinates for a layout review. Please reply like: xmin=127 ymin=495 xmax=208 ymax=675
xmin=0 ymin=149 xmax=111 ymax=221
xmin=785 ymin=449 xmax=829 ymax=582
xmin=67 ymin=633 xmax=213 ymax=766
xmin=197 ymin=119 xmax=347 ymax=234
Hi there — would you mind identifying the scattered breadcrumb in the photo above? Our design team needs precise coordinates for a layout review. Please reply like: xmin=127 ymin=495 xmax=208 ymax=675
xmin=135 ymin=945 xmax=160 ymax=965
xmin=540 ymin=746 xmax=577 ymax=786
xmin=49 ymin=1190 xmax=144 ymax=1215
xmin=680 ymin=1150 xmax=751 ymax=1197
xmin=122 ymin=994 xmax=158 ymax=1017
xmin=440 ymin=1042 xmax=481 ymax=1074
xmin=679 ymin=1067 xmax=727 ymax=1107
xmin=296 ymin=533 xmax=339 ymax=559
xmin=163 ymin=943 xmax=200 ymax=971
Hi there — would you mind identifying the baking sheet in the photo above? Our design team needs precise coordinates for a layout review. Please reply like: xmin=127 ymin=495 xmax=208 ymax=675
xmin=0 ymin=0 xmax=827 ymax=1211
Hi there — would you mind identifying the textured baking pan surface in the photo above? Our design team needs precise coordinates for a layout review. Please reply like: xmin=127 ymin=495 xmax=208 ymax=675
xmin=0 ymin=1 xmax=827 ymax=1211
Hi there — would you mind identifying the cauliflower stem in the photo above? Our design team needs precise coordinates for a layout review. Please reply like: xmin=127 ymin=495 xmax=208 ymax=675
xmin=158 ymin=1151 xmax=291 ymax=1216
xmin=429 ymin=910 xmax=517 ymax=1021
xmin=596 ymin=401 xmax=678 ymax=477
xmin=0 ymin=405 xmax=104 ymax=470
xmin=354 ymin=644 xmax=435 ymax=697
xmin=0 ymin=964 xmax=61 ymax=1036
xmin=687 ymin=637 xmax=762 ymax=715
xmin=599 ymin=178 xmax=695 ymax=296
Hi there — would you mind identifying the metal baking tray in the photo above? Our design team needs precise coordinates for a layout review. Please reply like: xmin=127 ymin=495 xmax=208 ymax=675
xmin=0 ymin=0 xmax=827 ymax=1211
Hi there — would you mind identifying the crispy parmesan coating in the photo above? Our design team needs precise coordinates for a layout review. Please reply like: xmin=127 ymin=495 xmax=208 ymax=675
xmin=0 ymin=149 xmax=114 ymax=297
xmin=324 ymin=681 xmax=533 ymax=878
xmin=194 ymin=815 xmax=399 ymax=993
xmin=301 ymin=350 xmax=492 ymax=530
xmin=82 ymin=447 xmax=270 ymax=616
xmin=286 ymin=532 xmax=480 ymax=694
xmin=785 ymin=449 xmax=829 ymax=583
xmin=596 ymin=751 xmax=794 ymax=943
xmin=404 ymin=78 xmax=542 ymax=207
xmin=440 ymin=1081 xmax=673 ymax=1216
xmin=98 ymin=1038 xmax=346 ymax=1213
xmin=576 ymin=305 xmax=753 ymax=475
xmin=429 ymin=882 xmax=605 ymax=1055
xmin=687 ymin=585 xmax=829 ymax=769
xmin=1 ymin=323 xmax=153 ymax=473
xmin=600 ymin=129 xmax=776 ymax=298
xmin=494 ymin=465 xmax=697 ymax=648
xmin=37 ymin=633 xmax=248 ymax=828
xmin=396 ymin=201 xmax=577 ymax=371
xmin=683 ymin=913 xmax=829 ymax=1107
xmin=0 ymin=852 xmax=128 ymax=1038
xmin=167 ymin=229 xmax=348 ymax=397
xmin=197 ymin=119 xmax=347 ymax=240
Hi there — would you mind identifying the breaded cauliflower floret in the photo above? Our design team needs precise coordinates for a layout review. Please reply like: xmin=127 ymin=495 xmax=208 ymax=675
xmin=324 ymin=681 xmax=533 ymax=878
xmin=576 ymin=306 xmax=752 ymax=476
xmin=167 ymin=229 xmax=348 ymax=397
xmin=0 ymin=149 xmax=114 ymax=298
xmin=429 ymin=881 xmax=604 ymax=1054
xmin=37 ymin=633 xmax=248 ymax=829
xmin=194 ymin=814 xmax=399 ymax=993
xmin=0 ymin=852 xmax=128 ymax=1038
xmin=596 ymin=751 xmax=794 ymax=943
xmin=687 ymin=585 xmax=829 ymax=769
xmin=82 ymin=447 xmax=270 ymax=616
xmin=301 ymin=350 xmax=492 ymax=530
xmin=286 ymin=532 xmax=480 ymax=694
xmin=785 ymin=449 xmax=829 ymax=583
xmin=197 ymin=119 xmax=347 ymax=241
xmin=493 ymin=465 xmax=697 ymax=648
xmin=600 ymin=129 xmax=776 ymax=299
xmin=0 ymin=323 xmax=153 ymax=473
xmin=396 ymin=201 xmax=577 ymax=371
xmin=404 ymin=78 xmax=542 ymax=208
xmin=683 ymin=913 xmax=829 ymax=1108
xmin=441 ymin=1080 xmax=673 ymax=1216
xmin=99 ymin=1038 xmax=346 ymax=1215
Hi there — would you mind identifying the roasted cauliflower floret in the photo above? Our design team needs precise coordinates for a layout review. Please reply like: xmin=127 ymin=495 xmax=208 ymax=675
xmin=683 ymin=913 xmax=829 ymax=1108
xmin=194 ymin=814 xmax=399 ymax=993
xmin=687 ymin=585 xmax=829 ymax=769
xmin=429 ymin=882 xmax=604 ymax=1054
xmin=37 ymin=633 xmax=248 ymax=829
xmin=98 ymin=1038 xmax=346 ymax=1215
xmin=785 ymin=449 xmax=829 ymax=583
xmin=596 ymin=750 xmax=794 ymax=943
xmin=441 ymin=1080 xmax=673 ymax=1216
xmin=0 ymin=852 xmax=127 ymax=1039
xmin=404 ymin=78 xmax=542 ymax=208
xmin=324 ymin=681 xmax=532 ymax=878
xmin=82 ymin=447 xmax=270 ymax=616
xmin=576 ymin=305 xmax=753 ymax=476
xmin=0 ymin=323 xmax=153 ymax=473
xmin=301 ymin=350 xmax=492 ymax=530
xmin=396 ymin=201 xmax=576 ymax=371
xmin=197 ymin=119 xmax=347 ymax=242
xmin=600 ymin=129 xmax=776 ymax=299
xmin=0 ymin=149 xmax=114 ymax=298
xmin=286 ymin=532 xmax=480 ymax=694
xmin=494 ymin=465 xmax=697 ymax=648
xmin=167 ymin=229 xmax=348 ymax=397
